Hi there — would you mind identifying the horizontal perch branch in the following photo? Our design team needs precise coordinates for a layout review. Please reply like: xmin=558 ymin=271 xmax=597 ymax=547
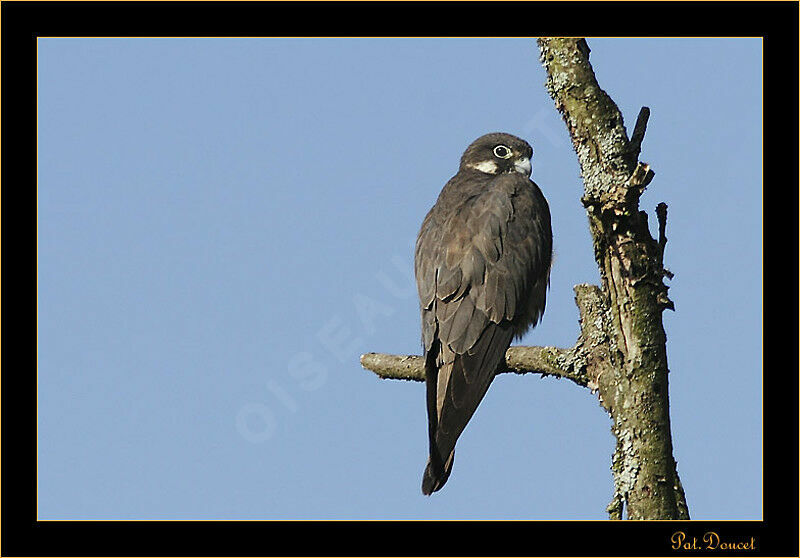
xmin=362 ymin=284 xmax=612 ymax=395
xmin=360 ymin=344 xmax=590 ymax=387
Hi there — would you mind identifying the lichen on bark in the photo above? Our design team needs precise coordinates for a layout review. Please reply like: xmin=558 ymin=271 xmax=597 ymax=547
xmin=538 ymin=37 xmax=687 ymax=520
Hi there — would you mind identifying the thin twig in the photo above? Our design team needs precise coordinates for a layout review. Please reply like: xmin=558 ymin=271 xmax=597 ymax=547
xmin=656 ymin=202 xmax=674 ymax=279
xmin=628 ymin=106 xmax=650 ymax=160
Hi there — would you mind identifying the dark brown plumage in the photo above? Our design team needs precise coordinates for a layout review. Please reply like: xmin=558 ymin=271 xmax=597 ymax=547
xmin=414 ymin=132 xmax=552 ymax=495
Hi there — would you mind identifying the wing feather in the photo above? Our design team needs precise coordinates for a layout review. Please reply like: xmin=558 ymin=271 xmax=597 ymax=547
xmin=415 ymin=169 xmax=552 ymax=493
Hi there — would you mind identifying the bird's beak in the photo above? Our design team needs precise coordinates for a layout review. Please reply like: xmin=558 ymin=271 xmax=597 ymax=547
xmin=514 ymin=156 xmax=532 ymax=177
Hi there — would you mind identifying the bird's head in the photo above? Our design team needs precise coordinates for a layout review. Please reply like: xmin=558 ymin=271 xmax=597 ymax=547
xmin=459 ymin=132 xmax=533 ymax=177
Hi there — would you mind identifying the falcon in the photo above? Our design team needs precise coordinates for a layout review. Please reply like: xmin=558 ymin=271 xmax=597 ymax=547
xmin=414 ymin=132 xmax=552 ymax=494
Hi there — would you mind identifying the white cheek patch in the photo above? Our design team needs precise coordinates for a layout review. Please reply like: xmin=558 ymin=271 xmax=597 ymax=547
xmin=467 ymin=160 xmax=499 ymax=174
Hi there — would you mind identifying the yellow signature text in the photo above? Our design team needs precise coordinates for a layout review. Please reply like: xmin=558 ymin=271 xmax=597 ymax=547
xmin=671 ymin=531 xmax=757 ymax=551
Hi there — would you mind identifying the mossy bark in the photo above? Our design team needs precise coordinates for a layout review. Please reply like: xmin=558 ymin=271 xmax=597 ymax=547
xmin=538 ymin=38 xmax=687 ymax=520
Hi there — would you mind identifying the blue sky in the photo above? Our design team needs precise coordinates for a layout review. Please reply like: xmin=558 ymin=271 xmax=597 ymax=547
xmin=37 ymin=38 xmax=762 ymax=520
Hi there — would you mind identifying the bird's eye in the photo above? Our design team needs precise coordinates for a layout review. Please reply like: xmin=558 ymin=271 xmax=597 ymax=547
xmin=493 ymin=145 xmax=512 ymax=159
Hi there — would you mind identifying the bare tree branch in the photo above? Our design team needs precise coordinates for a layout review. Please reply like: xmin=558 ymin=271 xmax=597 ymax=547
xmin=361 ymin=345 xmax=587 ymax=387
xmin=361 ymin=284 xmax=613 ymax=391
xmin=538 ymin=37 xmax=687 ymax=520
xmin=628 ymin=106 xmax=651 ymax=161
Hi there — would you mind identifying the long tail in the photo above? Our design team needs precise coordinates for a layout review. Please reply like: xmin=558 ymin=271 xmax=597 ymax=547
xmin=422 ymin=339 xmax=452 ymax=495
xmin=422 ymin=449 xmax=455 ymax=495
xmin=421 ymin=322 xmax=514 ymax=495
